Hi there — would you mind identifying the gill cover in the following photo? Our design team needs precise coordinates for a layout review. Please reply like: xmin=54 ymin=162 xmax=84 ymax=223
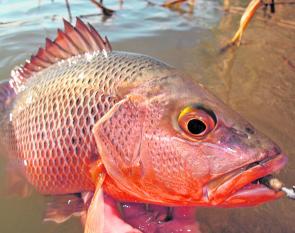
xmin=93 ymin=93 xmax=207 ymax=204
xmin=93 ymin=94 xmax=149 ymax=200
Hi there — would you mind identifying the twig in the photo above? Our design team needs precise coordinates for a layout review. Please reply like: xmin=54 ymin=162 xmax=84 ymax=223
xmin=90 ymin=0 xmax=115 ymax=17
xmin=162 ymin=0 xmax=188 ymax=7
xmin=226 ymin=6 xmax=295 ymax=30
xmin=221 ymin=0 xmax=295 ymax=52
xmin=230 ymin=0 xmax=263 ymax=46
xmin=65 ymin=0 xmax=72 ymax=22
xmin=145 ymin=0 xmax=195 ymax=14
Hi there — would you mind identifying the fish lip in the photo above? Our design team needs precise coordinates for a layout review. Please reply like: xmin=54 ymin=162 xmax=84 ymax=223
xmin=206 ymin=153 xmax=288 ymax=205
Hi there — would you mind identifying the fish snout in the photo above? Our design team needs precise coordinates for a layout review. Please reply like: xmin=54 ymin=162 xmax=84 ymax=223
xmin=219 ymin=123 xmax=283 ymax=161
xmin=205 ymin=123 xmax=287 ymax=206
xmin=258 ymin=144 xmax=282 ymax=160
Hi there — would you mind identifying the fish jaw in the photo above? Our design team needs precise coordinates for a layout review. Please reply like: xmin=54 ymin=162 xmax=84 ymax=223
xmin=205 ymin=153 xmax=288 ymax=207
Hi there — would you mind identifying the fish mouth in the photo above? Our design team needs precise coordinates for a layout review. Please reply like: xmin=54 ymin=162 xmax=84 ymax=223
xmin=206 ymin=152 xmax=288 ymax=206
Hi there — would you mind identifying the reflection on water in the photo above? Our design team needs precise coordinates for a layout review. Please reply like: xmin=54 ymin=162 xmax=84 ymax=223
xmin=0 ymin=0 xmax=294 ymax=233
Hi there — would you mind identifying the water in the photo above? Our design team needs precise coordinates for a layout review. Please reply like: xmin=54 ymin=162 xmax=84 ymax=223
xmin=0 ymin=0 xmax=294 ymax=232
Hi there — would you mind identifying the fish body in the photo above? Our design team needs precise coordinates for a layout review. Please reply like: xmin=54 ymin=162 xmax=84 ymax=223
xmin=0 ymin=18 xmax=288 ymax=232
xmin=2 ymin=50 xmax=173 ymax=195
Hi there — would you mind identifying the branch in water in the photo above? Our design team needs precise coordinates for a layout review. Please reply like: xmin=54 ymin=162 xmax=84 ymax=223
xmin=90 ymin=0 xmax=115 ymax=17
xmin=65 ymin=0 xmax=72 ymax=22
xmin=230 ymin=0 xmax=263 ymax=46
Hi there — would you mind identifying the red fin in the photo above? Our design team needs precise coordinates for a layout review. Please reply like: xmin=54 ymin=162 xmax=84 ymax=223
xmin=84 ymin=188 xmax=104 ymax=233
xmin=35 ymin=47 xmax=57 ymax=63
xmin=30 ymin=55 xmax=51 ymax=68
xmin=43 ymin=194 xmax=86 ymax=223
xmin=63 ymin=19 xmax=91 ymax=52
xmin=9 ymin=17 xmax=112 ymax=93
xmin=55 ymin=29 xmax=79 ymax=55
xmin=45 ymin=38 xmax=71 ymax=59
xmin=76 ymin=18 xmax=100 ymax=51
xmin=84 ymin=173 xmax=105 ymax=233
xmin=84 ymin=189 xmax=142 ymax=233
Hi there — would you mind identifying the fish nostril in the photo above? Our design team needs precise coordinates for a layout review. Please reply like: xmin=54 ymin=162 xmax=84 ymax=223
xmin=245 ymin=126 xmax=255 ymax=135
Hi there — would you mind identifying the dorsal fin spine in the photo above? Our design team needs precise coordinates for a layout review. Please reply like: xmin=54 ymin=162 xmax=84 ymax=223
xmin=23 ymin=62 xmax=40 ymax=72
xmin=73 ymin=27 xmax=91 ymax=51
xmin=76 ymin=18 xmax=99 ymax=51
xmin=30 ymin=56 xmax=50 ymax=68
xmin=88 ymin=24 xmax=105 ymax=50
xmin=56 ymin=29 xmax=78 ymax=55
xmin=45 ymin=39 xmax=69 ymax=59
xmin=63 ymin=20 xmax=89 ymax=52
xmin=37 ymin=48 xmax=57 ymax=63
xmin=104 ymin=36 xmax=112 ymax=51
xmin=10 ymin=18 xmax=112 ymax=93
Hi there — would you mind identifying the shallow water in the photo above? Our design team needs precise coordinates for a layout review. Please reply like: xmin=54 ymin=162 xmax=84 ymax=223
xmin=0 ymin=0 xmax=294 ymax=232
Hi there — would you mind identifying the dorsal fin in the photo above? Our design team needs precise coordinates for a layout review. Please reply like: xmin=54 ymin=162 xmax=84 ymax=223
xmin=9 ymin=17 xmax=112 ymax=93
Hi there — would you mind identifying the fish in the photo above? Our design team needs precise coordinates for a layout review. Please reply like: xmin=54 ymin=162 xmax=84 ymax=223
xmin=0 ymin=18 xmax=288 ymax=233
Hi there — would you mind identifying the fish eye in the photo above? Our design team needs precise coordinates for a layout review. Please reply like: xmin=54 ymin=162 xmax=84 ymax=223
xmin=178 ymin=106 xmax=216 ymax=139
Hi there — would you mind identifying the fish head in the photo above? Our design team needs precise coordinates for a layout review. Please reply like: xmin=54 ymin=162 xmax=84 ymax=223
xmin=94 ymin=73 xmax=287 ymax=207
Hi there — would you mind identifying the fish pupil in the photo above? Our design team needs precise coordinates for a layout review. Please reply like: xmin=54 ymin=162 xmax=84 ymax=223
xmin=187 ymin=119 xmax=206 ymax=135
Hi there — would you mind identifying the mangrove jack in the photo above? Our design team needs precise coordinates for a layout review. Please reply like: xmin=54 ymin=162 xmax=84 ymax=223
xmin=0 ymin=18 xmax=290 ymax=233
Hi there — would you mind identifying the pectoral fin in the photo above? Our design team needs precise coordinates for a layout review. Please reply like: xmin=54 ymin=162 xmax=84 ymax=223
xmin=84 ymin=172 xmax=141 ymax=233
xmin=84 ymin=185 xmax=105 ymax=233
xmin=84 ymin=188 xmax=141 ymax=233
xmin=43 ymin=194 xmax=86 ymax=223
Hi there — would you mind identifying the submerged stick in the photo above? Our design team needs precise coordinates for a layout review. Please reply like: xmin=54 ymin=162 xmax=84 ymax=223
xmin=220 ymin=0 xmax=263 ymax=52
xmin=260 ymin=175 xmax=295 ymax=200
xmin=145 ymin=0 xmax=195 ymax=13
xmin=90 ymin=0 xmax=115 ymax=17
xmin=65 ymin=0 xmax=73 ymax=22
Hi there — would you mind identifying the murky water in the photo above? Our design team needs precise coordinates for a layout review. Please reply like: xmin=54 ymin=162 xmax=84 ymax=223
xmin=0 ymin=0 xmax=294 ymax=232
